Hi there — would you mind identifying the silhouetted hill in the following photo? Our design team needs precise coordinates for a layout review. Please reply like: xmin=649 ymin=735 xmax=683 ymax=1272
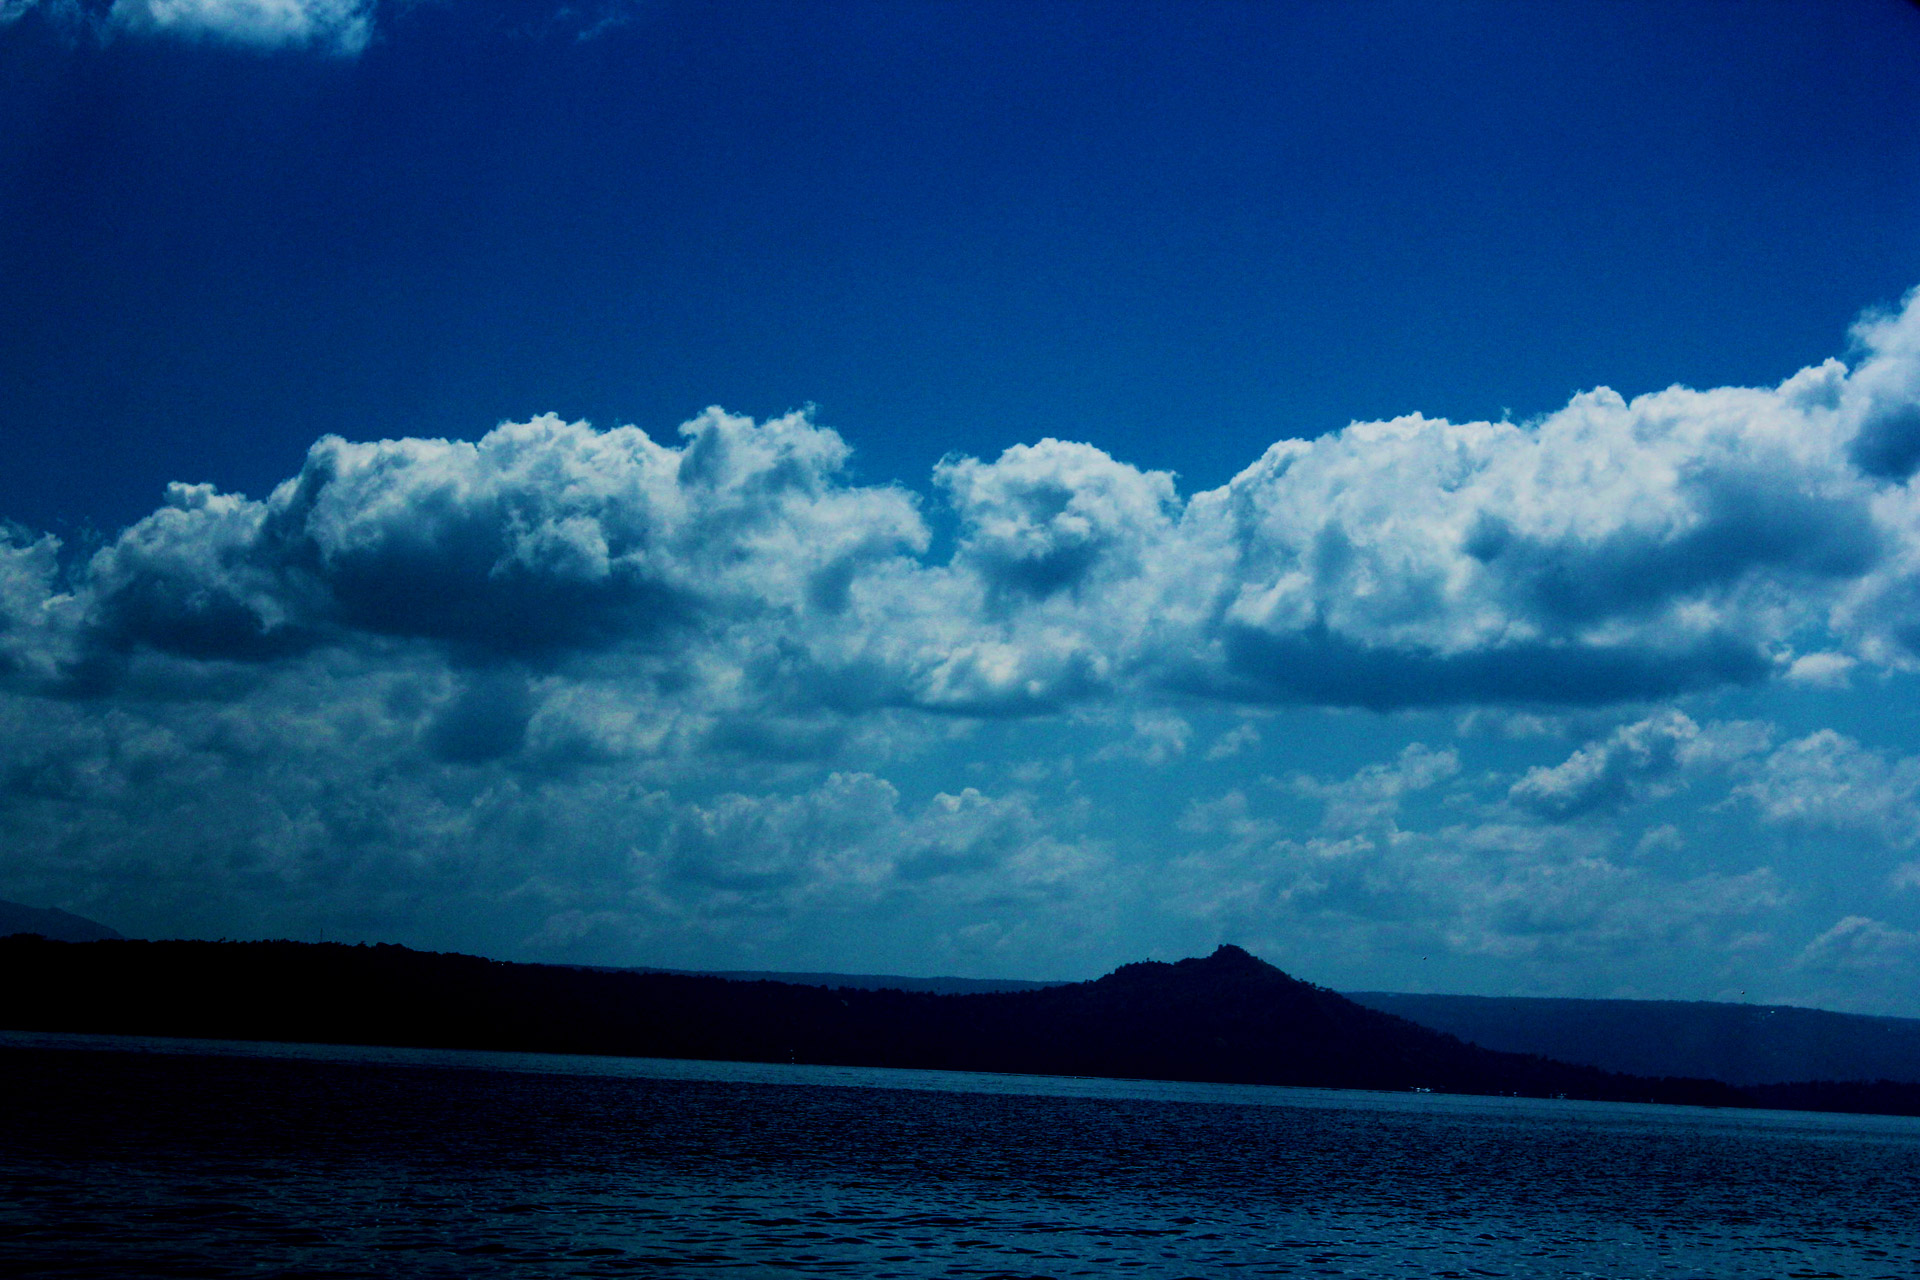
xmin=0 ymin=936 xmax=1757 ymax=1109
xmin=1345 ymin=991 xmax=1920 ymax=1086
xmin=0 ymin=899 xmax=122 ymax=943
xmin=614 ymin=966 xmax=1064 ymax=994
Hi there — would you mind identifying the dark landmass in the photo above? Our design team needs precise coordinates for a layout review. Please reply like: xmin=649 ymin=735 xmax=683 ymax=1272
xmin=612 ymin=966 xmax=1064 ymax=995
xmin=1345 ymin=991 xmax=1920 ymax=1086
xmin=0 ymin=936 xmax=1744 ymax=1106
xmin=1743 ymin=1078 xmax=1920 ymax=1116
xmin=6 ymin=936 xmax=1914 ymax=1116
xmin=0 ymin=899 xmax=122 ymax=943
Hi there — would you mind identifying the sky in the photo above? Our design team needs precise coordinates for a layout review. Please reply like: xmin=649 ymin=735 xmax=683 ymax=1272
xmin=6 ymin=0 xmax=1920 ymax=1016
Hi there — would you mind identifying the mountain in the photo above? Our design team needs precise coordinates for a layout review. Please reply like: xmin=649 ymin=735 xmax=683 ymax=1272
xmin=1344 ymin=992 xmax=1920 ymax=1086
xmin=0 ymin=900 xmax=123 ymax=943
xmin=0 ymin=936 xmax=1744 ymax=1108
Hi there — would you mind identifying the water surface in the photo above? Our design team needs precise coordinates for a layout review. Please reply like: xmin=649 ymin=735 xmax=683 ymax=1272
xmin=2 ymin=1030 xmax=1915 ymax=1278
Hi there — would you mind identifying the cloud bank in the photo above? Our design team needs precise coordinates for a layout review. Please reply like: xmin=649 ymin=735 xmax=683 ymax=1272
xmin=7 ymin=288 xmax=1920 ymax=1005
xmin=13 ymin=287 xmax=1920 ymax=716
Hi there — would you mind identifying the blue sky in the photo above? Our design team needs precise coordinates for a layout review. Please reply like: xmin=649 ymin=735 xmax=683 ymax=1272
xmin=7 ymin=0 xmax=1920 ymax=1016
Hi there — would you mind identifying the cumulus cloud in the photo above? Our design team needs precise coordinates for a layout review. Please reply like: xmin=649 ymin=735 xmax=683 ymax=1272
xmin=284 ymin=409 xmax=921 ymax=657
xmin=0 ymin=528 xmax=70 ymax=687
xmin=657 ymin=773 xmax=1101 ymax=908
xmin=110 ymin=0 xmax=374 ymax=53
xmin=17 ymin=411 xmax=935 ymax=709
xmin=1190 ymin=365 xmax=1889 ymax=706
xmin=1434 ymin=852 xmax=1784 ymax=963
xmin=4 ymin=0 xmax=375 ymax=51
xmin=1787 ymin=915 xmax=1920 ymax=1013
xmin=1783 ymin=651 xmax=1856 ymax=688
xmin=1842 ymin=297 xmax=1920 ymax=480
xmin=1092 ymin=710 xmax=1191 ymax=764
xmin=1205 ymin=720 xmax=1260 ymax=760
xmin=937 ymin=439 xmax=1177 ymax=609
xmin=6 ymin=0 xmax=665 ymax=51
xmin=1509 ymin=712 xmax=1769 ymax=820
xmin=1795 ymin=915 xmax=1920 ymax=973
xmin=1163 ymin=285 xmax=1920 ymax=703
xmin=1291 ymin=742 xmax=1458 ymax=833
xmin=1734 ymin=730 xmax=1920 ymax=847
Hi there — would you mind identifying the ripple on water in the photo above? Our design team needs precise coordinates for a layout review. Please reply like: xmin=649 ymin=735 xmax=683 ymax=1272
xmin=0 ymin=1039 xmax=1917 ymax=1278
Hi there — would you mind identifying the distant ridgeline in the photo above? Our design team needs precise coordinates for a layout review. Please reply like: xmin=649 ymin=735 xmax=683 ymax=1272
xmin=5 ymin=936 xmax=1914 ymax=1116
xmin=614 ymin=966 xmax=1063 ymax=996
xmin=1344 ymin=992 xmax=1920 ymax=1089
xmin=0 ymin=900 xmax=121 ymax=943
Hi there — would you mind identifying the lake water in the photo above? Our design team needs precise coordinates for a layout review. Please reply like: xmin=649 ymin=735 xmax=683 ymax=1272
xmin=3 ymin=1030 xmax=1917 ymax=1278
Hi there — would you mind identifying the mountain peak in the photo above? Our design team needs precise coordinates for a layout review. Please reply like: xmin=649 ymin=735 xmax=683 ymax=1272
xmin=1182 ymin=943 xmax=1290 ymax=981
xmin=1098 ymin=944 xmax=1303 ymax=993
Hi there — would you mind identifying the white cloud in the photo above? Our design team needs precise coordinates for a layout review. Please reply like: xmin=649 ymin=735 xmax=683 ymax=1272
xmin=0 ymin=528 xmax=74 ymax=688
xmin=1092 ymin=710 xmax=1191 ymax=765
xmin=111 ymin=0 xmax=373 ymax=53
xmin=1784 ymin=651 xmax=1856 ymax=688
xmin=1841 ymin=296 xmax=1920 ymax=480
xmin=1205 ymin=720 xmax=1260 ymax=760
xmin=937 ymin=438 xmax=1177 ymax=604
xmin=657 ymin=773 xmax=1103 ymax=906
xmin=17 ymin=411 xmax=941 ymax=724
xmin=1509 ymin=712 xmax=1770 ymax=820
xmin=5 ymin=0 xmax=674 ymax=52
xmin=1634 ymin=823 xmax=1685 ymax=858
xmin=1438 ymin=854 xmax=1785 ymax=963
xmin=1186 ymin=355 xmax=1887 ymax=706
xmin=1292 ymin=742 xmax=1459 ymax=833
xmin=899 ymin=438 xmax=1194 ymax=714
xmin=1795 ymin=915 xmax=1920 ymax=973
xmin=1735 ymin=730 xmax=1920 ymax=848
